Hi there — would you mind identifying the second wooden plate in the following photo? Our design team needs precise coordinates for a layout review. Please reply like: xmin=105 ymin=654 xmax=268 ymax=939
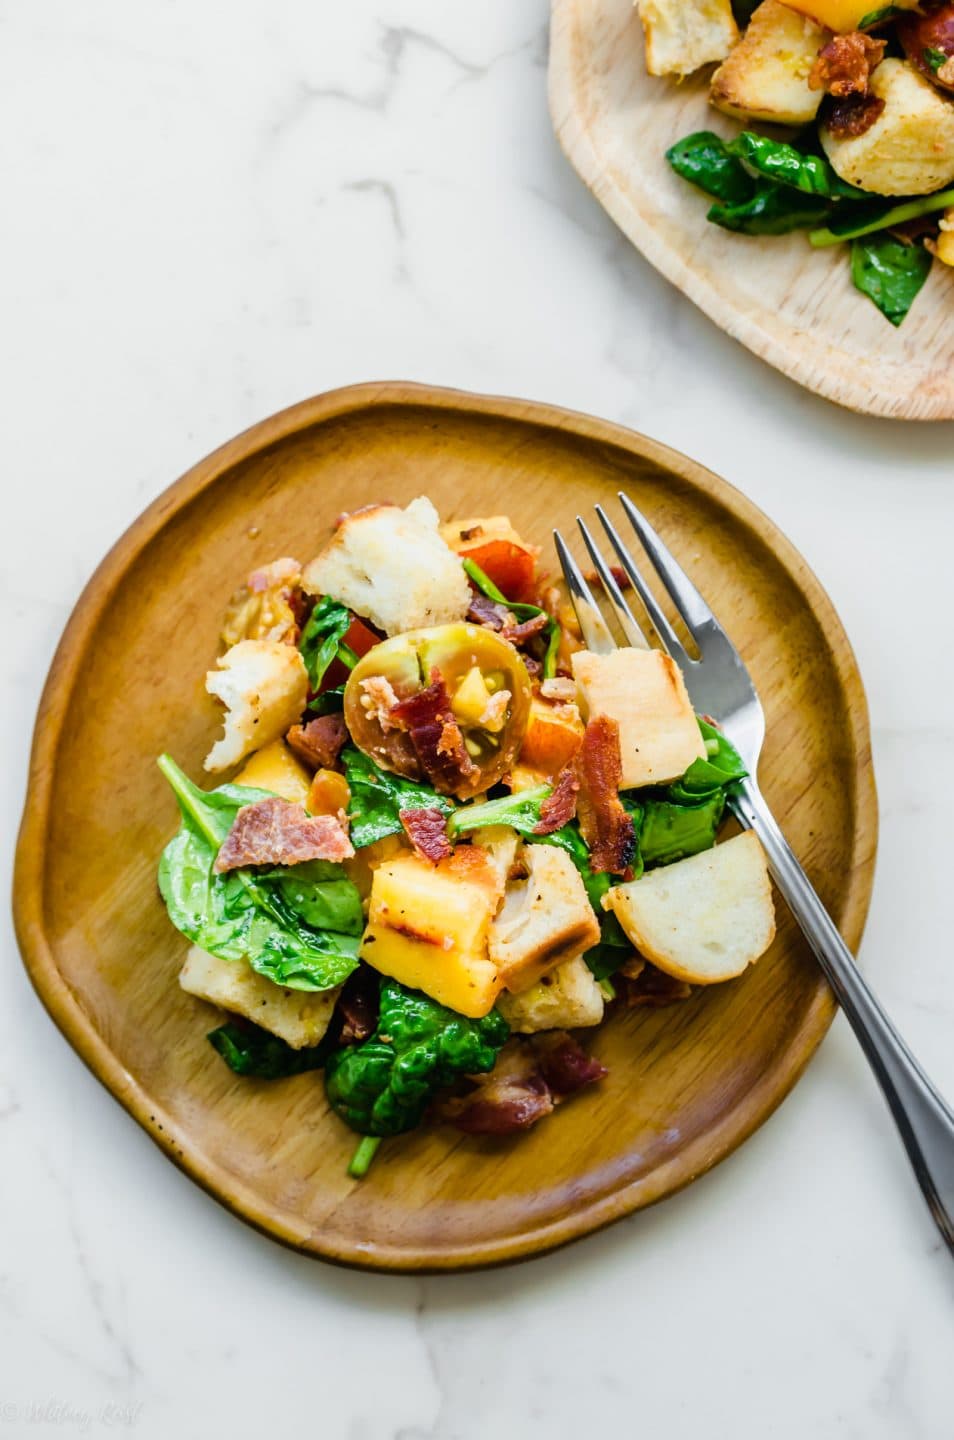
xmin=14 ymin=383 xmax=877 ymax=1270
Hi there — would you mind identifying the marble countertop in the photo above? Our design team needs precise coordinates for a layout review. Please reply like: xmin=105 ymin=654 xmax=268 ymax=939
xmin=3 ymin=2 xmax=953 ymax=1436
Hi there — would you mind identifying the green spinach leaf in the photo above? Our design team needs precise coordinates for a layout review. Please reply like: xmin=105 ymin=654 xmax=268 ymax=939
xmin=299 ymin=596 xmax=355 ymax=702
xmin=708 ymin=184 xmax=832 ymax=236
xmin=850 ymin=234 xmax=933 ymax=326
xmin=810 ymin=187 xmax=954 ymax=246
xmin=726 ymin=133 xmax=865 ymax=199
xmin=157 ymin=754 xmax=362 ymax=992
xmin=666 ymin=131 xmax=755 ymax=204
xmin=208 ymin=1020 xmax=334 ymax=1078
xmin=341 ymin=746 xmax=453 ymax=849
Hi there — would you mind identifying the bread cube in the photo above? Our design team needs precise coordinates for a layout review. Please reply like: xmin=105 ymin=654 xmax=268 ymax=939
xmin=821 ymin=60 xmax=954 ymax=195
xmin=204 ymin=640 xmax=309 ymax=773
xmin=497 ymin=955 xmax=605 ymax=1033
xmin=603 ymin=830 xmax=776 ymax=984
xmin=637 ymin=0 xmax=740 ymax=78
xmin=179 ymin=945 xmax=340 ymax=1048
xmin=302 ymin=496 xmax=470 ymax=638
xmin=710 ymin=0 xmax=826 ymax=125
xmin=489 ymin=844 xmax=601 ymax=995
xmin=571 ymin=647 xmax=705 ymax=790
xmin=360 ymin=848 xmax=503 ymax=1017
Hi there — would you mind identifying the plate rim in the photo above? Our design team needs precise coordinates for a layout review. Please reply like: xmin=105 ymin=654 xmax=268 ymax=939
xmin=547 ymin=0 xmax=954 ymax=422
xmin=12 ymin=380 xmax=878 ymax=1271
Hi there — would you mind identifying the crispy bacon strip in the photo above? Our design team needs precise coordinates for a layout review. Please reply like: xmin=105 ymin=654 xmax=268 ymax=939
xmin=576 ymin=715 xmax=636 ymax=875
xmin=214 ymin=796 xmax=354 ymax=872
xmin=448 ymin=1033 xmax=606 ymax=1135
xmin=501 ymin=612 xmax=549 ymax=645
xmin=810 ymin=31 xmax=885 ymax=96
xmin=400 ymin=807 xmax=453 ymax=863
xmin=824 ymin=90 xmax=885 ymax=138
xmin=533 ymin=760 xmax=580 ymax=834
xmin=286 ymin=713 xmax=347 ymax=770
xmin=391 ymin=668 xmax=478 ymax=794
xmin=466 ymin=592 xmax=509 ymax=630
xmin=618 ymin=960 xmax=692 ymax=1008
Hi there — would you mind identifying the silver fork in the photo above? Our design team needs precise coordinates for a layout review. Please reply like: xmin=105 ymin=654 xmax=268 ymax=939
xmin=556 ymin=493 xmax=954 ymax=1256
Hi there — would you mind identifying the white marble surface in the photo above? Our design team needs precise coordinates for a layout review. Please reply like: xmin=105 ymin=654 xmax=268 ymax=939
xmin=3 ymin=2 xmax=954 ymax=1436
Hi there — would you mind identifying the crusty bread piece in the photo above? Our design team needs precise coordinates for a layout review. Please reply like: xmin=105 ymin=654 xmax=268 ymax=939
xmin=498 ymin=954 xmax=605 ymax=1033
xmin=603 ymin=831 xmax=776 ymax=985
xmin=302 ymin=496 xmax=470 ymax=638
xmin=179 ymin=945 xmax=340 ymax=1048
xmin=204 ymin=640 xmax=309 ymax=773
xmin=489 ymin=844 xmax=601 ymax=994
xmin=710 ymin=0 xmax=825 ymax=125
xmin=821 ymin=59 xmax=954 ymax=196
xmin=472 ymin=826 xmax=521 ymax=894
xmin=637 ymin=0 xmax=739 ymax=77
xmin=571 ymin=647 xmax=706 ymax=790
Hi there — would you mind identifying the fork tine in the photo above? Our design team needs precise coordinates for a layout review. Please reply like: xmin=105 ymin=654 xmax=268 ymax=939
xmin=617 ymin=492 xmax=712 ymax=636
xmin=576 ymin=517 xmax=649 ymax=650
xmin=553 ymin=529 xmax=617 ymax=655
xmin=594 ymin=504 xmax=689 ymax=665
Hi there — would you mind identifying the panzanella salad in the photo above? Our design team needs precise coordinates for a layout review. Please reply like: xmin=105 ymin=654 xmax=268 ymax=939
xmin=637 ymin=0 xmax=954 ymax=323
xmin=157 ymin=497 xmax=777 ymax=1177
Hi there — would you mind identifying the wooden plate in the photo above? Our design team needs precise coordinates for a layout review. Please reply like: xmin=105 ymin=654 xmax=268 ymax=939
xmin=13 ymin=382 xmax=877 ymax=1271
xmin=549 ymin=0 xmax=954 ymax=420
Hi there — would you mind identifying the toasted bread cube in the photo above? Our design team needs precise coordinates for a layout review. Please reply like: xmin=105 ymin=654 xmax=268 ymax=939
xmin=489 ymin=844 xmax=601 ymax=995
xmin=637 ymin=0 xmax=740 ymax=77
xmin=603 ymin=831 xmax=775 ymax=985
xmin=234 ymin=738 xmax=312 ymax=805
xmin=497 ymin=954 xmax=604 ymax=1033
xmin=179 ymin=945 xmax=340 ymax=1049
xmin=710 ymin=0 xmax=825 ymax=125
xmin=571 ymin=647 xmax=705 ymax=790
xmin=302 ymin=496 xmax=470 ymax=638
xmin=360 ymin=848 xmax=503 ymax=1017
xmin=205 ymin=640 xmax=309 ymax=773
xmin=821 ymin=60 xmax=954 ymax=196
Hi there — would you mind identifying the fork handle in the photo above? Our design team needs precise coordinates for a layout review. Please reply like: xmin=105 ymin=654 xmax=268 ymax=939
xmin=732 ymin=779 xmax=954 ymax=1255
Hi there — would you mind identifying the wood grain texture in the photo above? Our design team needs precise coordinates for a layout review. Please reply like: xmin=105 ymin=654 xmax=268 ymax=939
xmin=549 ymin=0 xmax=954 ymax=420
xmin=13 ymin=382 xmax=878 ymax=1271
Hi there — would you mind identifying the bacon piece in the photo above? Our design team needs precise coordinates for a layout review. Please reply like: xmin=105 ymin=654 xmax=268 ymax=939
xmin=619 ymin=961 xmax=692 ymax=1008
xmin=358 ymin=675 xmax=403 ymax=733
xmin=576 ymin=716 xmax=636 ymax=875
xmin=501 ymin=612 xmax=549 ymax=645
xmin=214 ymin=796 xmax=354 ymax=872
xmin=466 ymin=592 xmax=509 ymax=630
xmin=539 ymin=677 xmax=577 ymax=703
xmin=810 ymin=31 xmax=885 ymax=97
xmin=445 ymin=1033 xmax=606 ymax=1135
xmin=391 ymin=668 xmax=478 ymax=794
xmin=286 ymin=713 xmax=347 ymax=771
xmin=533 ymin=761 xmax=580 ymax=834
xmin=824 ymin=90 xmax=885 ymax=138
xmin=532 ymin=1032 xmax=608 ymax=1092
xmin=399 ymin=807 xmax=453 ymax=863
xmin=585 ymin=563 xmax=632 ymax=594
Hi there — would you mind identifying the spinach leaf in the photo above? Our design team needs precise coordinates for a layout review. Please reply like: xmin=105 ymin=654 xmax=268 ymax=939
xmin=850 ymin=234 xmax=933 ymax=326
xmin=208 ymin=1020 xmax=334 ymax=1078
xmin=325 ymin=978 xmax=509 ymax=1138
xmin=666 ymin=131 xmax=755 ymax=204
xmin=667 ymin=717 xmax=747 ymax=803
xmin=157 ymin=754 xmax=362 ymax=991
xmin=462 ymin=557 xmax=561 ymax=679
xmin=810 ymin=187 xmax=954 ymax=246
xmin=726 ymin=133 xmax=864 ymax=200
xmin=925 ymin=46 xmax=948 ymax=74
xmin=299 ymin=596 xmax=355 ymax=700
xmin=708 ymin=185 xmax=833 ymax=235
xmin=637 ymin=792 xmax=727 ymax=868
xmin=340 ymin=746 xmax=453 ymax=849
xmin=446 ymin=784 xmax=551 ymax=838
